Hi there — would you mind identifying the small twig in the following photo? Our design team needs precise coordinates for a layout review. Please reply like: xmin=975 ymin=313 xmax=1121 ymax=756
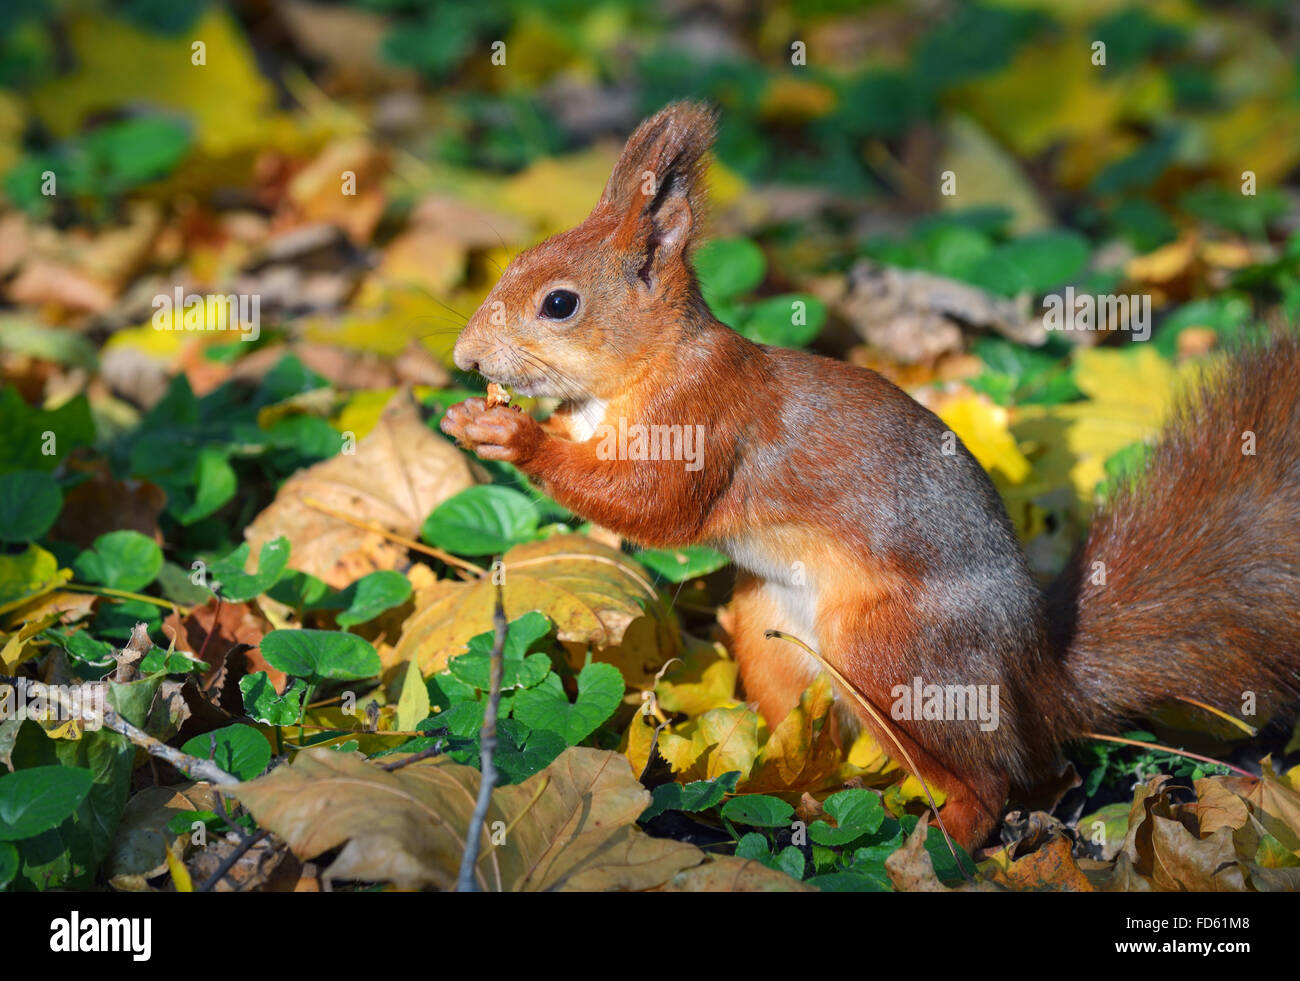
xmin=764 ymin=630 xmax=974 ymax=882
xmin=382 ymin=744 xmax=444 ymax=771
xmin=1080 ymin=732 xmax=1254 ymax=778
xmin=0 ymin=673 xmax=239 ymax=786
xmin=195 ymin=591 xmax=224 ymax=666
xmin=457 ymin=578 xmax=508 ymax=892
xmin=197 ymin=829 xmax=271 ymax=893
xmin=299 ymin=495 xmax=487 ymax=576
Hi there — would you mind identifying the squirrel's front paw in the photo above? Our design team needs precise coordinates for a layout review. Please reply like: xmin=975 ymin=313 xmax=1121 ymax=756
xmin=441 ymin=399 xmax=543 ymax=464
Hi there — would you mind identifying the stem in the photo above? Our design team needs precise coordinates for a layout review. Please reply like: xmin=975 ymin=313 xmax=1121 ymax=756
xmin=1079 ymin=732 xmax=1254 ymax=778
xmin=195 ymin=591 xmax=223 ymax=665
xmin=299 ymin=495 xmax=486 ymax=577
xmin=63 ymin=583 xmax=190 ymax=615
xmin=457 ymin=579 xmax=508 ymax=892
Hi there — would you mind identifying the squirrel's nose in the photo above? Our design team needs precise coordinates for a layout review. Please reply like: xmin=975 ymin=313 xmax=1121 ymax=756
xmin=451 ymin=340 xmax=477 ymax=374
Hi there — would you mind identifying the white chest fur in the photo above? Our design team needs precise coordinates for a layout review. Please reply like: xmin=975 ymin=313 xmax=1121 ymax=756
xmin=561 ymin=398 xmax=608 ymax=442
xmin=719 ymin=532 xmax=821 ymax=644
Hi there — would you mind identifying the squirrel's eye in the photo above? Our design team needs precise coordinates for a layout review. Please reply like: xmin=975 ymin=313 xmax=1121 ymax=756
xmin=541 ymin=289 xmax=579 ymax=320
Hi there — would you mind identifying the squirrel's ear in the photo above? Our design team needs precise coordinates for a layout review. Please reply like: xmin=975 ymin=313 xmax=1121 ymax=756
xmin=597 ymin=101 xmax=716 ymax=287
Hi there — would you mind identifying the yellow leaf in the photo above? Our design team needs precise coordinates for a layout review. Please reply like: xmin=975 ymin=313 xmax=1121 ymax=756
xmin=744 ymin=675 xmax=841 ymax=793
xmin=500 ymin=146 xmax=618 ymax=235
xmin=32 ymin=9 xmax=278 ymax=156
xmin=394 ymin=658 xmax=429 ymax=733
xmin=394 ymin=534 xmax=679 ymax=682
xmin=0 ymin=545 xmax=72 ymax=618
xmin=936 ymin=392 xmax=1032 ymax=485
xmin=166 ymin=839 xmax=194 ymax=893
xmin=654 ymin=637 xmax=738 ymax=717
xmin=0 ymin=611 xmax=60 ymax=672
xmin=692 ymin=705 xmax=761 ymax=782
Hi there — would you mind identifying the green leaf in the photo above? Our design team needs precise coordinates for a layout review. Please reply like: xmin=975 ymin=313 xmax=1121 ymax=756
xmin=335 ymin=571 xmax=411 ymax=627
xmin=808 ymin=788 xmax=886 ymax=846
xmin=181 ymin=724 xmax=270 ymax=781
xmin=734 ymin=832 xmax=769 ymax=860
xmin=771 ymin=844 xmax=806 ymax=880
xmin=0 ymin=766 xmax=94 ymax=841
xmin=139 ymin=647 xmax=209 ymax=675
xmin=7 ymin=720 xmax=134 ymax=890
xmin=0 ymin=471 xmax=62 ymax=542
xmin=640 ymin=771 xmax=741 ymax=822
xmin=421 ymin=485 xmax=538 ymax=555
xmin=967 ymin=231 xmax=1091 ymax=296
xmin=448 ymin=611 xmax=554 ymax=691
xmin=721 ymin=795 xmax=794 ymax=828
xmin=695 ymin=238 xmax=766 ymax=305
xmin=490 ymin=718 xmax=567 ymax=784
xmin=634 ymin=545 xmax=729 ymax=583
xmin=0 ymin=388 xmax=94 ymax=475
xmin=0 ymin=842 xmax=16 ymax=889
xmin=173 ymin=446 xmax=236 ymax=526
xmin=266 ymin=569 xmax=333 ymax=609
xmin=240 ymin=674 xmax=307 ymax=726
xmin=208 ymin=536 xmax=290 ymax=602
xmin=260 ymin=629 xmax=381 ymax=683
xmin=511 ymin=661 xmax=623 ymax=745
xmin=809 ymin=870 xmax=892 ymax=892
xmin=73 ymin=530 xmax=162 ymax=592
xmin=742 ymin=294 xmax=827 ymax=348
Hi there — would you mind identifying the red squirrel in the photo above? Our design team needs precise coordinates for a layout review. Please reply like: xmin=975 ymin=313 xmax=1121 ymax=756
xmin=441 ymin=101 xmax=1300 ymax=850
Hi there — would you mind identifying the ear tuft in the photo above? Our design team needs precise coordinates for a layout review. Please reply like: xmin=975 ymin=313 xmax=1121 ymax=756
xmin=597 ymin=101 xmax=717 ymax=253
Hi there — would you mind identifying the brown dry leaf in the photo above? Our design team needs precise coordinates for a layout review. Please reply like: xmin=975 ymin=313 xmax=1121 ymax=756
xmin=393 ymin=533 xmax=678 ymax=682
xmin=163 ymin=597 xmax=282 ymax=694
xmin=652 ymin=855 xmax=814 ymax=892
xmin=244 ymin=388 xmax=476 ymax=588
xmin=1150 ymin=819 xmax=1248 ymax=892
xmin=186 ymin=830 xmax=288 ymax=892
xmin=743 ymin=674 xmax=842 ymax=793
xmin=1192 ymin=776 xmax=1251 ymax=837
xmin=228 ymin=746 xmax=703 ymax=891
xmin=986 ymin=835 xmax=1094 ymax=892
xmin=51 ymin=464 xmax=166 ymax=549
xmin=286 ymin=138 xmax=389 ymax=244
xmin=6 ymin=259 xmax=116 ymax=315
xmin=1117 ymin=775 xmax=1175 ymax=873
xmin=885 ymin=815 xmax=998 ymax=892
xmin=105 ymin=782 xmax=220 ymax=890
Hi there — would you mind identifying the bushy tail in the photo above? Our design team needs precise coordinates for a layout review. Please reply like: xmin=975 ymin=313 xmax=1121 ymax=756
xmin=1046 ymin=330 xmax=1300 ymax=736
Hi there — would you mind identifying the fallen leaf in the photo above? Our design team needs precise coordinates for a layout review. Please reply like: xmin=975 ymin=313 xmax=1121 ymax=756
xmin=229 ymin=746 xmax=704 ymax=891
xmin=244 ymin=388 xmax=477 ymax=588
xmin=393 ymin=533 xmax=677 ymax=679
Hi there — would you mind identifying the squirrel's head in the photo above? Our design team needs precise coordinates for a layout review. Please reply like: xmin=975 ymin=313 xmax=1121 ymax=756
xmin=452 ymin=101 xmax=717 ymax=404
